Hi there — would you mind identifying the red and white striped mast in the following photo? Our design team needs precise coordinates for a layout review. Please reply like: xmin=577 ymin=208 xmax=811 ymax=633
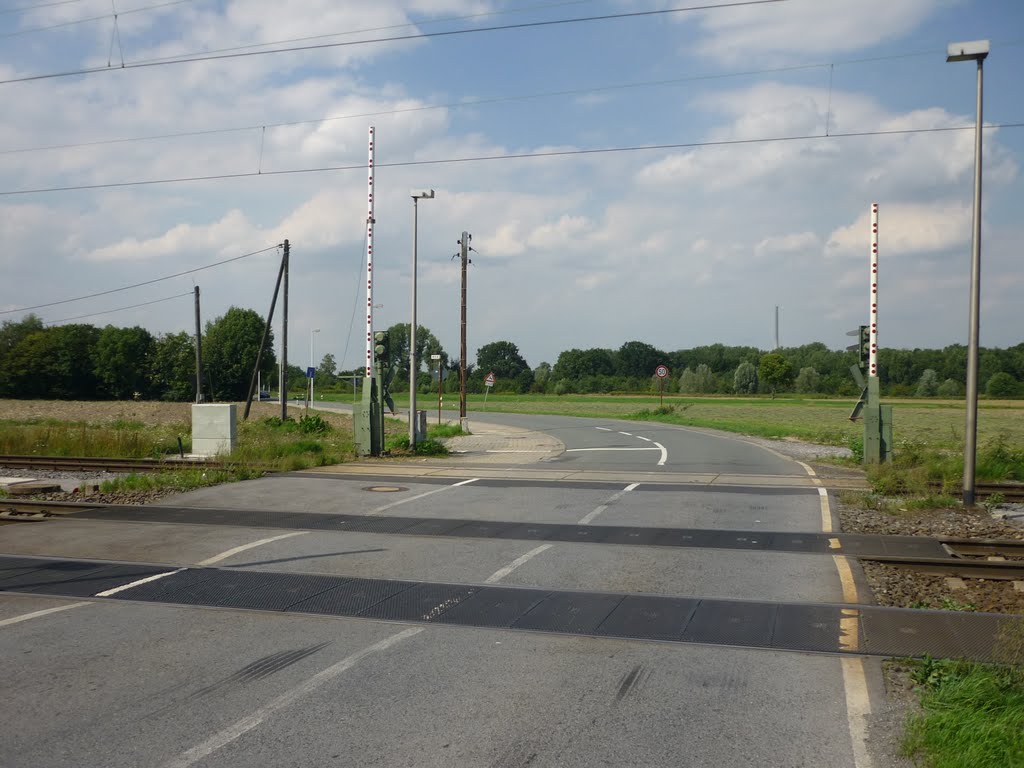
xmin=365 ymin=126 xmax=376 ymax=377
xmin=869 ymin=203 xmax=879 ymax=378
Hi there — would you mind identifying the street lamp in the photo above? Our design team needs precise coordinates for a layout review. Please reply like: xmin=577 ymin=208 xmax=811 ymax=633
xmin=410 ymin=189 xmax=435 ymax=447
xmin=310 ymin=328 xmax=320 ymax=404
xmin=946 ymin=39 xmax=989 ymax=507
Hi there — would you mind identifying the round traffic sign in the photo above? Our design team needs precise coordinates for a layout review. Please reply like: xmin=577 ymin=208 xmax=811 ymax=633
xmin=655 ymin=365 xmax=669 ymax=379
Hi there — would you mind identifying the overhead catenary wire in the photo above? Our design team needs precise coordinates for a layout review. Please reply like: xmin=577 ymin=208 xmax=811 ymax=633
xmin=1 ymin=122 xmax=1021 ymax=198
xmin=0 ymin=244 xmax=279 ymax=315
xmin=0 ymin=0 xmax=199 ymax=41
xmin=44 ymin=290 xmax=191 ymax=325
xmin=0 ymin=0 xmax=89 ymax=15
xmin=0 ymin=0 xmax=789 ymax=85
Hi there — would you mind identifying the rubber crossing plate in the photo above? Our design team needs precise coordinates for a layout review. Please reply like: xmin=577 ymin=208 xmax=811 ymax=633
xmin=1 ymin=554 xmax=1012 ymax=662
xmin=76 ymin=505 xmax=955 ymax=559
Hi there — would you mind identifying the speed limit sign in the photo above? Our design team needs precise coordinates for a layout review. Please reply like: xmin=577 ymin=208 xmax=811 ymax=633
xmin=655 ymin=365 xmax=669 ymax=379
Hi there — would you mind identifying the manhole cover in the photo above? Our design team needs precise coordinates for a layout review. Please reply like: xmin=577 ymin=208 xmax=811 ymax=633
xmin=363 ymin=486 xmax=407 ymax=493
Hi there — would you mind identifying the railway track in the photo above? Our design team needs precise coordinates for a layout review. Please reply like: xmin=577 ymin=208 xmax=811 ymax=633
xmin=0 ymin=454 xmax=228 ymax=473
xmin=2 ymin=499 xmax=1022 ymax=581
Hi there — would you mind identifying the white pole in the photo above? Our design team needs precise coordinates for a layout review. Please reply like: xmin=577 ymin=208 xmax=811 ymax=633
xmin=365 ymin=126 xmax=376 ymax=377
xmin=869 ymin=203 xmax=879 ymax=378
xmin=410 ymin=197 xmax=418 ymax=446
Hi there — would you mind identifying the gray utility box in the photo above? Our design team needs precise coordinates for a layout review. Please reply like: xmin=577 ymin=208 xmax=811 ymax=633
xmin=191 ymin=403 xmax=237 ymax=456
xmin=414 ymin=410 xmax=428 ymax=443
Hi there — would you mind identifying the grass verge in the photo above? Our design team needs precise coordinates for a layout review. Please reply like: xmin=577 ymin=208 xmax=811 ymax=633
xmin=0 ymin=417 xmax=189 ymax=458
xmin=901 ymin=658 xmax=1024 ymax=767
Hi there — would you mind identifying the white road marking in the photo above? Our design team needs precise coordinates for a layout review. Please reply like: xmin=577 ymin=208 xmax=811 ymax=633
xmin=163 ymin=628 xmax=423 ymax=768
xmin=637 ymin=436 xmax=652 ymax=442
xmin=653 ymin=441 xmax=668 ymax=466
xmin=368 ymin=477 xmax=478 ymax=516
xmin=618 ymin=431 xmax=633 ymax=436
xmin=842 ymin=657 xmax=875 ymax=768
xmin=0 ymin=601 xmax=89 ymax=628
xmin=95 ymin=568 xmax=185 ymax=597
xmin=578 ymin=483 xmax=639 ymax=525
xmin=813 ymin=478 xmax=873 ymax=768
xmin=484 ymin=450 xmax=550 ymax=453
xmin=565 ymin=447 xmax=660 ymax=452
xmin=818 ymin=487 xmax=832 ymax=533
xmin=197 ymin=532 xmax=307 ymax=567
xmin=595 ymin=427 xmax=612 ymax=432
xmin=484 ymin=544 xmax=553 ymax=584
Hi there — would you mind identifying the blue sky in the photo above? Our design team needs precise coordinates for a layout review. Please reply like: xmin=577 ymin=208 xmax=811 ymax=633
xmin=0 ymin=0 xmax=1022 ymax=374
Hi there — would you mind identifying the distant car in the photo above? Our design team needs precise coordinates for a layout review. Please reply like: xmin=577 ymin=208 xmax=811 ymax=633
xmin=258 ymin=390 xmax=271 ymax=401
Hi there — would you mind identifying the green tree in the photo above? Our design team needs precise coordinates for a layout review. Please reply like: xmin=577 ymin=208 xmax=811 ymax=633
xmin=794 ymin=366 xmax=821 ymax=394
xmin=616 ymin=341 xmax=666 ymax=379
xmin=916 ymin=369 xmax=939 ymax=397
xmin=6 ymin=324 xmax=102 ymax=399
xmin=94 ymin=325 xmax=155 ymax=399
xmin=986 ymin=372 xmax=1019 ymax=398
xmin=149 ymin=331 xmax=196 ymax=401
xmin=733 ymin=361 xmax=758 ymax=394
xmin=203 ymin=307 xmax=276 ymax=401
xmin=680 ymin=364 xmax=714 ymax=393
xmin=534 ymin=362 xmax=552 ymax=390
xmin=476 ymin=340 xmax=529 ymax=380
xmin=0 ymin=314 xmax=45 ymax=397
xmin=758 ymin=353 xmax=793 ymax=398
xmin=316 ymin=353 xmax=337 ymax=388
xmin=937 ymin=378 xmax=963 ymax=398
xmin=383 ymin=323 xmax=445 ymax=383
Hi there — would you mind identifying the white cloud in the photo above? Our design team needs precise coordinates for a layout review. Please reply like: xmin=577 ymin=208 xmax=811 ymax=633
xmin=689 ymin=0 xmax=950 ymax=63
xmin=826 ymin=203 xmax=971 ymax=257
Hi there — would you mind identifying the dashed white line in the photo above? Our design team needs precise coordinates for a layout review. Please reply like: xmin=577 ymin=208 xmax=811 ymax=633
xmin=578 ymin=483 xmax=639 ymax=525
xmin=162 ymin=627 xmax=423 ymax=768
xmin=595 ymin=427 xmax=612 ymax=432
xmin=637 ymin=436 xmax=652 ymax=442
xmin=0 ymin=601 xmax=89 ymax=628
xmin=618 ymin=431 xmax=633 ymax=437
xmin=484 ymin=544 xmax=553 ymax=584
xmin=197 ymin=532 xmax=308 ymax=567
xmin=95 ymin=568 xmax=185 ymax=597
xmin=368 ymin=477 xmax=479 ymax=516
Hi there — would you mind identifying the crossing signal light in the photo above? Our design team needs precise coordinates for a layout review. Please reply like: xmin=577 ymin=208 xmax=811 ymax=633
xmin=373 ymin=330 xmax=390 ymax=367
xmin=846 ymin=325 xmax=870 ymax=370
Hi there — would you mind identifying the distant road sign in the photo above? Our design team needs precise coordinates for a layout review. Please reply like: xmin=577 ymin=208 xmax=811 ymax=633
xmin=655 ymin=365 xmax=669 ymax=379
xmin=306 ymin=367 xmax=316 ymax=379
xmin=484 ymin=372 xmax=496 ymax=387
xmin=430 ymin=354 xmax=442 ymax=361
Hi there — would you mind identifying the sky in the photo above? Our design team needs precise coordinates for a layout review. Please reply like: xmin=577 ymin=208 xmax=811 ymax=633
xmin=0 ymin=0 xmax=1022 ymax=374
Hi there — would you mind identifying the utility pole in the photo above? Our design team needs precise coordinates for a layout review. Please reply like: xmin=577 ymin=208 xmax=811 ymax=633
xmin=774 ymin=305 xmax=779 ymax=350
xmin=281 ymin=239 xmax=289 ymax=421
xmin=194 ymin=285 xmax=203 ymax=403
xmin=459 ymin=231 xmax=471 ymax=428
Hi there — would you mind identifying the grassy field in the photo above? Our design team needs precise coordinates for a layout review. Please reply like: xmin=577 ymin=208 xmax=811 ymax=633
xmin=338 ymin=392 xmax=1024 ymax=451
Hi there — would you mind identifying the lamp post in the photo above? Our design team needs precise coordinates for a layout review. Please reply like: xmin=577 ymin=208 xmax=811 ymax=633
xmin=946 ymin=39 xmax=989 ymax=507
xmin=410 ymin=189 xmax=435 ymax=447
xmin=310 ymin=328 xmax=320 ymax=404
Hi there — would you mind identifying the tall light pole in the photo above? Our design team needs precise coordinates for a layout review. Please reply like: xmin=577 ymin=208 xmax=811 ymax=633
xmin=947 ymin=39 xmax=989 ymax=507
xmin=309 ymin=328 xmax=320 ymax=404
xmin=410 ymin=189 xmax=435 ymax=447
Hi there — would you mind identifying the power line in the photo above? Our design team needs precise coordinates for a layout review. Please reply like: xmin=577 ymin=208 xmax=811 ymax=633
xmin=132 ymin=0 xmax=603 ymax=65
xmin=1 ymin=122 xmax=1021 ymax=198
xmin=0 ymin=0 xmax=789 ymax=85
xmin=0 ymin=62 xmax=832 ymax=157
xmin=0 ymin=244 xmax=279 ymax=315
xmin=0 ymin=0 xmax=88 ymax=15
xmin=0 ymin=0 xmax=199 ymax=40
xmin=44 ymin=290 xmax=191 ymax=325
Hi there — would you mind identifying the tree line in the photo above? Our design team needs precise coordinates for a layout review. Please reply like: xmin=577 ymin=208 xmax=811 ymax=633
xmin=3 ymin=311 xmax=1023 ymax=400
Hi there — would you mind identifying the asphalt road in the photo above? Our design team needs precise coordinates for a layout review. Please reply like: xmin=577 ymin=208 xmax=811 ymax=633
xmin=0 ymin=410 xmax=884 ymax=768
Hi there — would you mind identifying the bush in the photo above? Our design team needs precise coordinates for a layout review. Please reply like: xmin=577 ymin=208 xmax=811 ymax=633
xmin=938 ymin=378 xmax=963 ymax=398
xmin=916 ymin=369 xmax=939 ymax=397
xmin=733 ymin=361 xmax=758 ymax=394
xmin=298 ymin=413 xmax=331 ymax=434
xmin=987 ymin=372 xmax=1019 ymax=398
